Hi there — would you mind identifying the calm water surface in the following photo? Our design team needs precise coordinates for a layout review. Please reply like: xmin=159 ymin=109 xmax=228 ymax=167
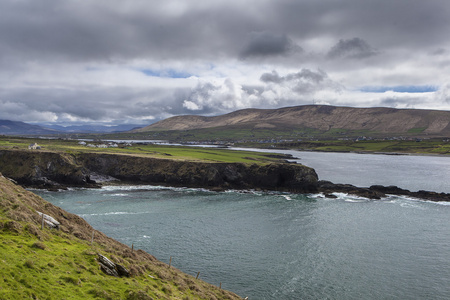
xmin=34 ymin=151 xmax=450 ymax=299
xmin=232 ymin=148 xmax=450 ymax=193
xmin=36 ymin=190 xmax=450 ymax=299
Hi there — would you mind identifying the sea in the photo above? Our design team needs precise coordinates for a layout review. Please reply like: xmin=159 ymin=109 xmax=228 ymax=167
xmin=34 ymin=150 xmax=450 ymax=300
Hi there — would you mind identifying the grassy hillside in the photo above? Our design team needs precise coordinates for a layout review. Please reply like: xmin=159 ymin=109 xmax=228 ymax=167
xmin=0 ymin=173 xmax=242 ymax=299
xmin=132 ymin=105 xmax=450 ymax=138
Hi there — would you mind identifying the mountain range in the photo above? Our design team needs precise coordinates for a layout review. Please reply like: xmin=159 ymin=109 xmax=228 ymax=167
xmin=134 ymin=105 xmax=450 ymax=137
xmin=0 ymin=120 xmax=58 ymax=135
xmin=3 ymin=105 xmax=450 ymax=137
xmin=0 ymin=120 xmax=142 ymax=135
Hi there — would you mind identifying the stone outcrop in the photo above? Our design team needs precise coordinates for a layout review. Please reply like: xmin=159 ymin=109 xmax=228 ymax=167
xmin=0 ymin=150 xmax=97 ymax=189
xmin=318 ymin=181 xmax=450 ymax=202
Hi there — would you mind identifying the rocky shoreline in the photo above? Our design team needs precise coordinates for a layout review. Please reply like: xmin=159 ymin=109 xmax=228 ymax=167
xmin=0 ymin=149 xmax=318 ymax=193
xmin=1 ymin=149 xmax=449 ymax=202
xmin=317 ymin=181 xmax=450 ymax=202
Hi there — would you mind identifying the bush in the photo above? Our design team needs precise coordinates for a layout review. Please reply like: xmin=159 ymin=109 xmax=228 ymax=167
xmin=24 ymin=259 xmax=35 ymax=269
xmin=31 ymin=242 xmax=46 ymax=250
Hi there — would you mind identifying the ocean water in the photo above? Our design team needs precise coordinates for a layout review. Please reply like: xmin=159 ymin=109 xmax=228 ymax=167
xmin=231 ymin=148 xmax=450 ymax=193
xmin=36 ymin=185 xmax=450 ymax=299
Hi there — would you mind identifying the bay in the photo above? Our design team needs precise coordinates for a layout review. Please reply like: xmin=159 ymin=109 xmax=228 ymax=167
xmin=34 ymin=151 xmax=450 ymax=299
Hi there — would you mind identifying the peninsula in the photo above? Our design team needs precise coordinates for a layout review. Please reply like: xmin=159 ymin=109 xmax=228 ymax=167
xmin=1 ymin=136 xmax=449 ymax=202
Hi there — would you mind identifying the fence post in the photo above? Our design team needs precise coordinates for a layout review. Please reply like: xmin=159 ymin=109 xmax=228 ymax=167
xmin=169 ymin=256 xmax=172 ymax=268
xmin=196 ymin=272 xmax=200 ymax=279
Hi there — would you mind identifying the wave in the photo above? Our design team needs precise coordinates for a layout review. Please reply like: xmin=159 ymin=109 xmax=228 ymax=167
xmin=100 ymin=185 xmax=214 ymax=194
xmin=79 ymin=211 xmax=148 ymax=217
xmin=310 ymin=192 xmax=450 ymax=207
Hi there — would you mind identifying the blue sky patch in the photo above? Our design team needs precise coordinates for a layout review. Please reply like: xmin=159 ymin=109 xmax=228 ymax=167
xmin=359 ymin=85 xmax=438 ymax=93
xmin=140 ymin=69 xmax=192 ymax=78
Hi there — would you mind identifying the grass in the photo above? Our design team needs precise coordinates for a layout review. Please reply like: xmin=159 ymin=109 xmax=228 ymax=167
xmin=0 ymin=136 xmax=289 ymax=164
xmin=2 ymin=132 xmax=450 ymax=157
xmin=272 ymin=139 xmax=450 ymax=154
xmin=0 ymin=173 xmax=242 ymax=299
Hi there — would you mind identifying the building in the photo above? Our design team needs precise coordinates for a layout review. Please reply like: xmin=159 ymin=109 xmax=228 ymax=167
xmin=28 ymin=143 xmax=41 ymax=150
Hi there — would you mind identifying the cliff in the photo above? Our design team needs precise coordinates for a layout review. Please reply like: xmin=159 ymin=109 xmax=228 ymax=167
xmin=2 ymin=149 xmax=448 ymax=202
xmin=0 ymin=149 xmax=319 ymax=193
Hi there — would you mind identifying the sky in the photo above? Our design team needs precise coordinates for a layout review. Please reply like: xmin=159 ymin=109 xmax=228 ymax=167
xmin=1 ymin=0 xmax=450 ymax=126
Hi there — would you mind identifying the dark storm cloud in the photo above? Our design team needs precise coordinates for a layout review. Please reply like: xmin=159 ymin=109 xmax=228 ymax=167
xmin=240 ymin=32 xmax=301 ymax=58
xmin=260 ymin=69 xmax=342 ymax=94
xmin=327 ymin=38 xmax=377 ymax=60
xmin=1 ymin=0 xmax=449 ymax=64
xmin=0 ymin=0 xmax=261 ymax=63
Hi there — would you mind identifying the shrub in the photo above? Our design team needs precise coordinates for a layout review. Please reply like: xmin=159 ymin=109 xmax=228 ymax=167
xmin=31 ymin=242 xmax=46 ymax=250
xmin=24 ymin=259 xmax=35 ymax=269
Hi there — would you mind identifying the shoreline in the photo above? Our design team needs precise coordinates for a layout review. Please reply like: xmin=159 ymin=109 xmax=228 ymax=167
xmin=2 ymin=147 xmax=449 ymax=202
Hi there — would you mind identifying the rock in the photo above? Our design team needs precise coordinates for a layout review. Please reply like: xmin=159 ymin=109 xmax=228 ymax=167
xmin=99 ymin=262 xmax=119 ymax=277
xmin=98 ymin=254 xmax=130 ymax=277
xmin=37 ymin=211 xmax=60 ymax=229
xmin=324 ymin=193 xmax=337 ymax=198
xmin=116 ymin=264 xmax=130 ymax=277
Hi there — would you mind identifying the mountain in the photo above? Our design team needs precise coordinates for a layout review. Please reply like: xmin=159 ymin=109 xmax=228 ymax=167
xmin=0 ymin=120 xmax=143 ymax=135
xmin=133 ymin=105 xmax=450 ymax=137
xmin=41 ymin=124 xmax=143 ymax=133
xmin=0 ymin=120 xmax=57 ymax=135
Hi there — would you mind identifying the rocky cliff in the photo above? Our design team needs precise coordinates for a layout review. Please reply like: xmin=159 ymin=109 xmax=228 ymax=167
xmin=2 ymin=149 xmax=449 ymax=202
xmin=0 ymin=150 xmax=319 ymax=193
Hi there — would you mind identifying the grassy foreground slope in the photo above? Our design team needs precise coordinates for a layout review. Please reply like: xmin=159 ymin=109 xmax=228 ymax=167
xmin=0 ymin=174 xmax=242 ymax=300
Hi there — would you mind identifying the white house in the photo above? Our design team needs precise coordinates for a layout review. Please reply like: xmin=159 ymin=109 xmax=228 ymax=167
xmin=28 ymin=143 xmax=41 ymax=150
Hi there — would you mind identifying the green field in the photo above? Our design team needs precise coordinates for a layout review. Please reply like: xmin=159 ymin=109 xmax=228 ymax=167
xmin=272 ymin=139 xmax=450 ymax=155
xmin=0 ymin=136 xmax=290 ymax=164
xmin=2 ymin=134 xmax=450 ymax=158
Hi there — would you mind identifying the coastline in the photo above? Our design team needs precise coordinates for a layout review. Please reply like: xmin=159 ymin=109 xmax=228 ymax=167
xmin=1 ymin=147 xmax=449 ymax=202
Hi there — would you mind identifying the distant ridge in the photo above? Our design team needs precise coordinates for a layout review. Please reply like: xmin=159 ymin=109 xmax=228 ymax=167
xmin=0 ymin=120 xmax=143 ymax=135
xmin=133 ymin=105 xmax=450 ymax=137
xmin=41 ymin=123 xmax=143 ymax=133
xmin=0 ymin=120 xmax=57 ymax=135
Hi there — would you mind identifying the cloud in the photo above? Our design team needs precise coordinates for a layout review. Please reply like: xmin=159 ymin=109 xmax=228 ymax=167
xmin=327 ymin=38 xmax=378 ymax=59
xmin=260 ymin=69 xmax=343 ymax=94
xmin=240 ymin=32 xmax=301 ymax=58
xmin=180 ymin=69 xmax=343 ymax=114
xmin=1 ymin=0 xmax=450 ymax=125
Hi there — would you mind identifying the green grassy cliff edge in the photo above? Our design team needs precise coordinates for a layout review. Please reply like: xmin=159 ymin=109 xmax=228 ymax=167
xmin=0 ymin=173 xmax=243 ymax=300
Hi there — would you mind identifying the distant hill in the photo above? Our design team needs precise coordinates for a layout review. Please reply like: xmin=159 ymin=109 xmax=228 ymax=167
xmin=41 ymin=123 xmax=143 ymax=133
xmin=134 ymin=105 xmax=450 ymax=137
xmin=0 ymin=120 xmax=57 ymax=135
xmin=0 ymin=120 xmax=143 ymax=135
